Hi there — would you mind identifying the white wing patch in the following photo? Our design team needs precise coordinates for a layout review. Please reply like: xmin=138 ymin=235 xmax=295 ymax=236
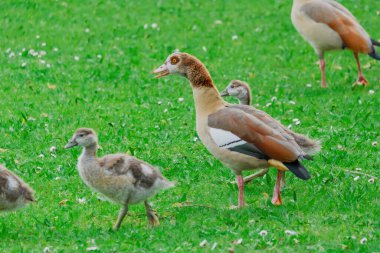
xmin=209 ymin=127 xmax=246 ymax=148
xmin=141 ymin=164 xmax=153 ymax=176
xmin=7 ymin=176 xmax=19 ymax=190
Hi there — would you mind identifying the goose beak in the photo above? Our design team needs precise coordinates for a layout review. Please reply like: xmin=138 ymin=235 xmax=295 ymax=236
xmin=220 ymin=89 xmax=229 ymax=97
xmin=65 ymin=139 xmax=78 ymax=149
xmin=153 ymin=64 xmax=170 ymax=78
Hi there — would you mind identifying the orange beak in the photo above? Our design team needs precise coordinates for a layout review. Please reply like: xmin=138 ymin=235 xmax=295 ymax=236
xmin=152 ymin=63 xmax=170 ymax=78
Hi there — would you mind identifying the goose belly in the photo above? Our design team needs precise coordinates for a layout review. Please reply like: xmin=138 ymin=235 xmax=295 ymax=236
xmin=292 ymin=13 xmax=343 ymax=53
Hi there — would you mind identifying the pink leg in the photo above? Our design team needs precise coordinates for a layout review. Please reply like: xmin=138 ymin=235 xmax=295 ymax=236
xmin=280 ymin=172 xmax=286 ymax=188
xmin=353 ymin=52 xmax=368 ymax=85
xmin=236 ymin=175 xmax=245 ymax=208
xmin=271 ymin=170 xmax=284 ymax=206
xmin=319 ymin=58 xmax=327 ymax=88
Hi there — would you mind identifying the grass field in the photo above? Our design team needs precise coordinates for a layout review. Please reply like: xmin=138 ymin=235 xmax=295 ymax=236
xmin=1 ymin=0 xmax=379 ymax=252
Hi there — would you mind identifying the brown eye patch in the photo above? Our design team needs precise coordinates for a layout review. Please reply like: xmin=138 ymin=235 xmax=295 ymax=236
xmin=170 ymin=56 xmax=180 ymax=65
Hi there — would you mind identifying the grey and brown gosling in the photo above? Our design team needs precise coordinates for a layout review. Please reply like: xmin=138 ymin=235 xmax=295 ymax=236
xmin=0 ymin=165 xmax=35 ymax=211
xmin=65 ymin=128 xmax=174 ymax=230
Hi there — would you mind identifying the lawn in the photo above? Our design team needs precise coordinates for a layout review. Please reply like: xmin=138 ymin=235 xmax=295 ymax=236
xmin=0 ymin=0 xmax=379 ymax=252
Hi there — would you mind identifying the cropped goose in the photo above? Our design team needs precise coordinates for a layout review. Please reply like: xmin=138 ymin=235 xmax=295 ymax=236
xmin=153 ymin=52 xmax=320 ymax=207
xmin=65 ymin=128 xmax=174 ymax=230
xmin=0 ymin=165 xmax=35 ymax=211
xmin=291 ymin=0 xmax=380 ymax=87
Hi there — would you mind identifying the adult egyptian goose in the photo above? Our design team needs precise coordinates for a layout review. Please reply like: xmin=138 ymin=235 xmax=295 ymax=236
xmin=153 ymin=52 xmax=320 ymax=207
xmin=65 ymin=128 xmax=174 ymax=230
xmin=291 ymin=0 xmax=380 ymax=87
xmin=0 ymin=165 xmax=35 ymax=211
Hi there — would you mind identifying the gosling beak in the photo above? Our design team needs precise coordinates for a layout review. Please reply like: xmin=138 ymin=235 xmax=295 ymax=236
xmin=153 ymin=63 xmax=170 ymax=78
xmin=65 ymin=139 xmax=78 ymax=149
xmin=220 ymin=89 xmax=229 ymax=97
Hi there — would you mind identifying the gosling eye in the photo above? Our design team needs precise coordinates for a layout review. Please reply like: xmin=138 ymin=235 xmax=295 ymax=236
xmin=78 ymin=134 xmax=84 ymax=137
xmin=170 ymin=56 xmax=180 ymax=65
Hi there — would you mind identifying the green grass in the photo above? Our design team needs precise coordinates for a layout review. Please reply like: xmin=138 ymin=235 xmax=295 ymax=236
xmin=0 ymin=0 xmax=379 ymax=252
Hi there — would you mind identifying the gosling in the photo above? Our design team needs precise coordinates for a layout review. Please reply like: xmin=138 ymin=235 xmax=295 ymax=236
xmin=0 ymin=165 xmax=35 ymax=211
xmin=65 ymin=128 xmax=174 ymax=230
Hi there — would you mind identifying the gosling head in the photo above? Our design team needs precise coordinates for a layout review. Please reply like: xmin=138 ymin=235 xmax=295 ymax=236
xmin=220 ymin=80 xmax=251 ymax=105
xmin=65 ymin=128 xmax=98 ymax=149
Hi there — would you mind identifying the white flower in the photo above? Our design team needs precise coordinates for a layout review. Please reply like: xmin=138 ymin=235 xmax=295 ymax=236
xmin=202 ymin=46 xmax=207 ymax=52
xmin=354 ymin=176 xmax=360 ymax=181
xmin=86 ymin=246 xmax=99 ymax=251
xmin=271 ymin=96 xmax=277 ymax=102
xmin=355 ymin=168 xmax=362 ymax=171
xmin=368 ymin=178 xmax=375 ymax=184
xmin=53 ymin=47 xmax=59 ymax=52
xmin=163 ymin=109 xmax=168 ymax=113
xmin=199 ymin=239 xmax=207 ymax=247
xmin=41 ymin=42 xmax=46 ymax=47
xmin=232 ymin=35 xmax=238 ymax=40
xmin=214 ymin=20 xmax=223 ymax=25
xmin=194 ymin=137 xmax=198 ymax=142
xmin=178 ymin=97 xmax=184 ymax=102
xmin=43 ymin=247 xmax=50 ymax=253
xmin=6 ymin=48 xmax=11 ymax=53
xmin=21 ymin=62 xmax=27 ymax=67
xmin=46 ymin=63 xmax=51 ymax=68
xmin=259 ymin=230 xmax=268 ymax=237
xmin=97 ymin=54 xmax=102 ymax=59
xmin=39 ymin=50 xmax=46 ymax=56
xmin=287 ymin=124 xmax=292 ymax=129
xmin=9 ymin=52 xmax=15 ymax=58
xmin=293 ymin=118 xmax=301 ymax=125
xmin=74 ymin=56 xmax=80 ymax=61
xmin=368 ymin=90 xmax=375 ymax=95
xmin=232 ymin=238 xmax=243 ymax=245
xmin=265 ymin=102 xmax=272 ymax=107
xmin=211 ymin=242 xmax=217 ymax=251
xmin=49 ymin=146 xmax=57 ymax=152
xmin=84 ymin=28 xmax=90 ymax=33
xmin=143 ymin=24 xmax=148 ymax=29
xmin=36 ymin=35 xmax=40 ymax=39
xmin=39 ymin=154 xmax=45 ymax=158
xmin=255 ymin=27 xmax=262 ymax=32
xmin=151 ymin=23 xmax=158 ymax=29
xmin=158 ymin=100 xmax=162 ymax=105
xmin=285 ymin=230 xmax=297 ymax=236
xmin=77 ymin=198 xmax=86 ymax=204
xmin=372 ymin=141 xmax=378 ymax=146
xmin=306 ymin=83 xmax=312 ymax=88
xmin=40 ymin=60 xmax=46 ymax=65
xmin=360 ymin=237 xmax=367 ymax=244
xmin=289 ymin=100 xmax=296 ymax=105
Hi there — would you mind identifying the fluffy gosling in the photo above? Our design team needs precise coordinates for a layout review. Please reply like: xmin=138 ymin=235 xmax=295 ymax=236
xmin=65 ymin=128 xmax=174 ymax=230
xmin=0 ymin=165 xmax=35 ymax=211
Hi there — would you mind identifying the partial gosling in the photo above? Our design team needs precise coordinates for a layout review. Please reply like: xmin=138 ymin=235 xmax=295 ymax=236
xmin=0 ymin=165 xmax=35 ymax=211
xmin=220 ymin=80 xmax=252 ymax=105
xmin=65 ymin=128 xmax=174 ymax=230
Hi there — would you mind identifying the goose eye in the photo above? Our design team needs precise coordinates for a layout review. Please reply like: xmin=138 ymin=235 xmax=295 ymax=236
xmin=79 ymin=134 xmax=84 ymax=137
xmin=170 ymin=56 xmax=179 ymax=65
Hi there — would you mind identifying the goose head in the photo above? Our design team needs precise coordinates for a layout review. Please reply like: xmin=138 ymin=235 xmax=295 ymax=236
xmin=153 ymin=52 xmax=214 ymax=89
xmin=220 ymin=80 xmax=251 ymax=105
xmin=65 ymin=128 xmax=98 ymax=149
xmin=153 ymin=52 xmax=189 ymax=78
